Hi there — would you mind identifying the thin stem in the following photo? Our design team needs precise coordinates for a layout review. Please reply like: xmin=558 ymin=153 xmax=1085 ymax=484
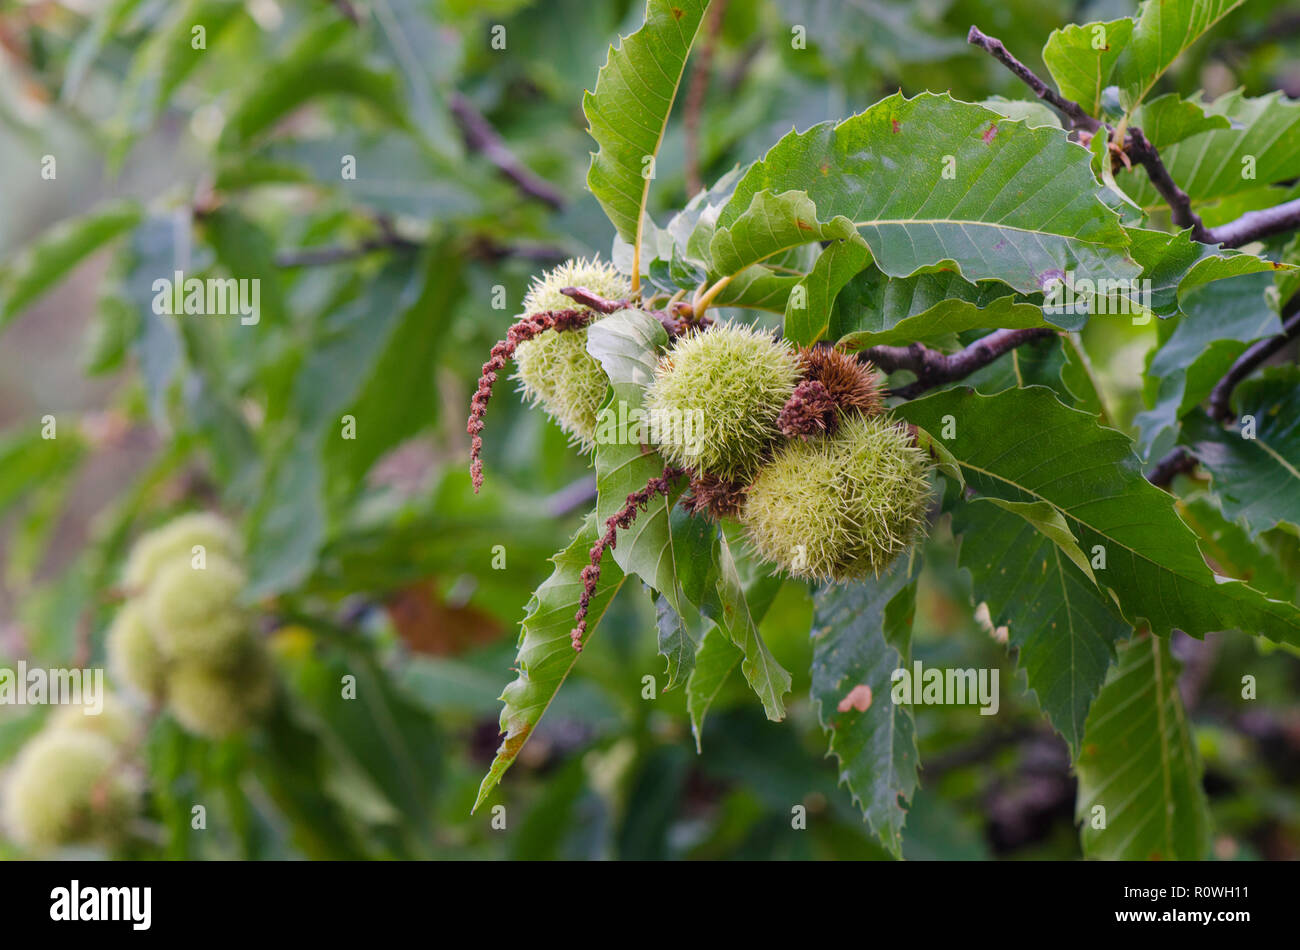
xmin=1208 ymin=302 xmax=1300 ymax=422
xmin=559 ymin=286 xmax=630 ymax=313
xmin=966 ymin=26 xmax=1100 ymax=133
xmin=692 ymin=274 xmax=734 ymax=315
xmin=1125 ymin=127 xmax=1209 ymax=241
xmin=449 ymin=92 xmax=564 ymax=210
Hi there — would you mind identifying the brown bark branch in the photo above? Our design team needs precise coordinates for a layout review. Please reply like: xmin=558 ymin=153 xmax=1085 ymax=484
xmin=966 ymin=26 xmax=1100 ymax=133
xmin=861 ymin=327 xmax=1058 ymax=400
xmin=558 ymin=286 xmax=631 ymax=313
xmin=967 ymin=25 xmax=1280 ymax=249
xmin=1149 ymin=294 xmax=1300 ymax=486
xmin=1207 ymin=197 xmax=1300 ymax=248
xmin=1125 ymin=127 xmax=1210 ymax=241
xmin=1208 ymin=301 xmax=1300 ymax=422
xmin=1146 ymin=447 xmax=1196 ymax=488
xmin=449 ymin=92 xmax=564 ymax=210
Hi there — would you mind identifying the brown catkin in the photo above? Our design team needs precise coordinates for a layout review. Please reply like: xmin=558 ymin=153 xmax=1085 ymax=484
xmin=468 ymin=308 xmax=592 ymax=491
xmin=570 ymin=467 xmax=683 ymax=651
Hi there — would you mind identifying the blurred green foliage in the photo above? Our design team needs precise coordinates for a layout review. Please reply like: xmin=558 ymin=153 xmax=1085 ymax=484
xmin=0 ymin=0 xmax=1297 ymax=861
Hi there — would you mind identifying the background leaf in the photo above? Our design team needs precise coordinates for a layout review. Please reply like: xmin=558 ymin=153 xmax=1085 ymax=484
xmin=1076 ymin=633 xmax=1211 ymax=860
xmin=1 ymin=201 xmax=141 ymax=328
xmin=712 ymin=92 xmax=1139 ymax=296
xmin=474 ymin=516 xmax=627 ymax=812
xmin=1182 ymin=368 xmax=1300 ymax=537
xmin=584 ymin=0 xmax=712 ymax=245
xmin=811 ymin=555 xmax=922 ymax=857
xmin=898 ymin=386 xmax=1300 ymax=647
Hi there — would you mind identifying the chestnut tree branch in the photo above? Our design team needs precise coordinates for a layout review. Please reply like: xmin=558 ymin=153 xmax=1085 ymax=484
xmin=1148 ymin=294 xmax=1300 ymax=486
xmin=558 ymin=286 xmax=630 ymax=313
xmin=1208 ymin=300 xmax=1300 ymax=422
xmin=1206 ymin=197 xmax=1300 ymax=248
xmin=449 ymin=92 xmax=565 ymax=210
xmin=1146 ymin=447 xmax=1197 ymax=488
xmin=862 ymin=327 xmax=1058 ymax=400
xmin=966 ymin=25 xmax=1300 ymax=249
xmin=1125 ymin=128 xmax=1210 ymax=241
xmin=966 ymin=27 xmax=1100 ymax=133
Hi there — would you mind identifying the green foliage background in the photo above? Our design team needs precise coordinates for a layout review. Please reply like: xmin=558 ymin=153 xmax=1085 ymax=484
xmin=0 ymin=0 xmax=1298 ymax=860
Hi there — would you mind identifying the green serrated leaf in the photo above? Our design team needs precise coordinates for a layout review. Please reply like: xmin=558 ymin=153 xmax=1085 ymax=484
xmin=1042 ymin=19 xmax=1134 ymax=117
xmin=973 ymin=497 xmax=1098 ymax=587
xmin=955 ymin=499 xmax=1126 ymax=755
xmin=1059 ymin=333 xmax=1108 ymax=420
xmin=1176 ymin=493 xmax=1295 ymax=599
xmin=1133 ymin=93 xmax=1231 ymax=149
xmin=711 ymin=92 xmax=1139 ymax=297
xmin=783 ymin=237 xmax=872 ymax=346
xmin=685 ymin=624 xmax=740 ymax=751
xmin=1183 ymin=369 xmax=1300 ymax=537
xmin=912 ymin=423 xmax=964 ymax=489
xmin=474 ymin=516 xmax=627 ymax=812
xmin=979 ymin=97 xmax=1061 ymax=130
xmin=1 ymin=201 xmax=142 ymax=329
xmin=584 ymin=0 xmax=712 ymax=253
xmin=1076 ymin=633 xmax=1210 ymax=860
xmin=897 ymin=386 xmax=1300 ymax=647
xmin=833 ymin=267 xmax=1053 ymax=349
xmin=1113 ymin=0 xmax=1246 ymax=115
xmin=684 ymin=530 xmax=783 ymax=746
xmin=702 ymin=532 xmax=791 ymax=721
xmin=709 ymin=189 xmax=857 ymax=278
xmin=1128 ymin=226 xmax=1290 ymax=319
xmin=586 ymin=309 xmax=714 ymax=687
xmin=811 ymin=555 xmax=922 ymax=857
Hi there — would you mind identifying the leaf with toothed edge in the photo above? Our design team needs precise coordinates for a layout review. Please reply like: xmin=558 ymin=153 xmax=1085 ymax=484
xmin=973 ymin=497 xmax=1099 ymax=588
xmin=684 ymin=525 xmax=785 ymax=747
xmin=707 ymin=93 xmax=1141 ymax=299
xmin=832 ymin=267 xmax=1056 ymax=349
xmin=585 ymin=0 xmax=713 ymax=253
xmin=1112 ymin=0 xmax=1246 ymax=114
xmin=952 ymin=497 xmax=1127 ymax=754
xmin=586 ymin=309 xmax=714 ymax=688
xmin=473 ymin=515 xmax=625 ymax=812
xmin=897 ymin=386 xmax=1300 ymax=649
xmin=1041 ymin=19 xmax=1134 ymax=118
xmin=1075 ymin=632 xmax=1210 ymax=860
xmin=784 ymin=236 xmax=871 ymax=346
xmin=701 ymin=532 xmax=791 ymax=721
xmin=810 ymin=555 xmax=922 ymax=857
xmin=1182 ymin=368 xmax=1300 ymax=538
xmin=664 ymin=501 xmax=791 ymax=722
